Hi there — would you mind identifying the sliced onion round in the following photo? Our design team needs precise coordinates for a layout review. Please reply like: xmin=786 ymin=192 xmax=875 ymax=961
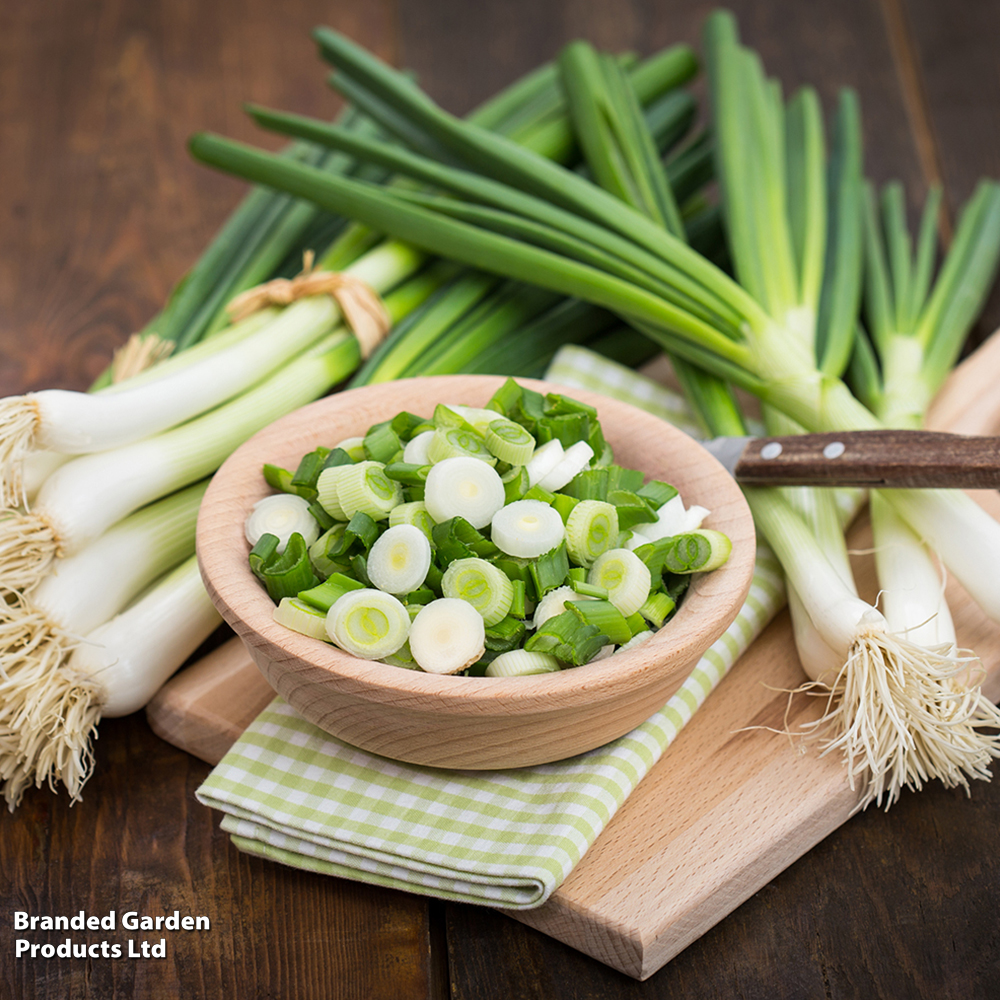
xmin=424 ymin=456 xmax=505 ymax=529
xmin=367 ymin=524 xmax=432 ymax=595
xmin=408 ymin=598 xmax=485 ymax=674
xmin=490 ymin=499 xmax=565 ymax=558
xmin=245 ymin=494 xmax=320 ymax=552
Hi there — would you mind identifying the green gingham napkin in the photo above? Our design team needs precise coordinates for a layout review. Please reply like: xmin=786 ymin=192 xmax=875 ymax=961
xmin=196 ymin=348 xmax=785 ymax=909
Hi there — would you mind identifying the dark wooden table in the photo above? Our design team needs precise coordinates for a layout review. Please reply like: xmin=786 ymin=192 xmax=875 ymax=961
xmin=3 ymin=1 xmax=999 ymax=996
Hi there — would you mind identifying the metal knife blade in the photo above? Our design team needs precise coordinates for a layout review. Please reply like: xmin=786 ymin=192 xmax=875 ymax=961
xmin=700 ymin=429 xmax=1000 ymax=489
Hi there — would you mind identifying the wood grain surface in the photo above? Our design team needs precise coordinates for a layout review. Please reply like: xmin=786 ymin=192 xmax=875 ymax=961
xmin=3 ymin=0 xmax=1000 ymax=997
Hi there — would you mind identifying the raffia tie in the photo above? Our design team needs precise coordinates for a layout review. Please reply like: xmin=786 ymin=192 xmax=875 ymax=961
xmin=226 ymin=252 xmax=391 ymax=359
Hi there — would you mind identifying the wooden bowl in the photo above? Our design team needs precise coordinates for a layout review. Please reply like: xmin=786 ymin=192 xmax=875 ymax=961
xmin=197 ymin=375 xmax=756 ymax=769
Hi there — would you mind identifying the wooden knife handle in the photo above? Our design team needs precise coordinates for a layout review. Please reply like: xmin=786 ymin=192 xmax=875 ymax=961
xmin=733 ymin=430 xmax=1000 ymax=488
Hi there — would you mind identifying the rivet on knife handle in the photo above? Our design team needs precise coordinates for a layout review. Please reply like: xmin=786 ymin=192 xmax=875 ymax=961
xmin=733 ymin=430 xmax=1000 ymax=489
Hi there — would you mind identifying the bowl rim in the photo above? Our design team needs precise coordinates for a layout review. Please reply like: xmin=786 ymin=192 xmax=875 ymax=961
xmin=197 ymin=374 xmax=756 ymax=716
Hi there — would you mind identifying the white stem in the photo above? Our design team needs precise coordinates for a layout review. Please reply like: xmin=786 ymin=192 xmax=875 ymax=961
xmin=870 ymin=492 xmax=956 ymax=647
xmin=22 ymin=450 xmax=70 ymax=504
xmin=29 ymin=479 xmax=206 ymax=634
xmin=31 ymin=296 xmax=338 ymax=453
xmin=0 ymin=241 xmax=422 ymax=510
xmin=6 ymin=332 xmax=355 ymax=572
xmin=69 ymin=556 xmax=222 ymax=717
xmin=747 ymin=486 xmax=1000 ymax=809
xmin=746 ymin=487 xmax=874 ymax=657
xmin=880 ymin=487 xmax=1000 ymax=625
xmin=787 ymin=584 xmax=844 ymax=687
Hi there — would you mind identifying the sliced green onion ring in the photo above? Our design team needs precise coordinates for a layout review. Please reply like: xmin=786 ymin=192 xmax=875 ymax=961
xmin=245 ymin=494 xmax=320 ymax=552
xmin=326 ymin=588 xmax=410 ymax=659
xmin=485 ymin=650 xmax=562 ymax=677
xmin=441 ymin=557 xmax=514 ymax=625
xmin=274 ymin=597 xmax=329 ymax=641
xmin=402 ymin=429 xmax=436 ymax=465
xmin=424 ymin=456 xmax=505 ymax=528
xmin=485 ymin=419 xmax=536 ymax=465
xmin=334 ymin=460 xmax=404 ymax=520
xmin=588 ymin=547 xmax=651 ymax=616
xmin=537 ymin=440 xmax=594 ymax=491
xmin=408 ymin=597 xmax=486 ymax=674
xmin=490 ymin=499 xmax=565 ymax=558
xmin=367 ymin=523 xmax=432 ymax=594
xmin=565 ymin=499 xmax=619 ymax=567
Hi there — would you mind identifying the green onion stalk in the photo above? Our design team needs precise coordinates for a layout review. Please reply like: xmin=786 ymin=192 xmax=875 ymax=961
xmin=852 ymin=181 xmax=1000 ymax=646
xmin=0 ymin=43 xmax=699 ymax=809
xmin=187 ymin=17 xmax=1000 ymax=639
xmin=553 ymin=34 xmax=1000 ymax=807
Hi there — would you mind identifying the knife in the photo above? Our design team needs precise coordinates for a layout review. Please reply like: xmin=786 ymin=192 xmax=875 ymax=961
xmin=701 ymin=429 xmax=1000 ymax=489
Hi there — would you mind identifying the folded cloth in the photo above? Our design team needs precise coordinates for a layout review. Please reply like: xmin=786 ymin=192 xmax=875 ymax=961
xmin=196 ymin=348 xmax=786 ymax=909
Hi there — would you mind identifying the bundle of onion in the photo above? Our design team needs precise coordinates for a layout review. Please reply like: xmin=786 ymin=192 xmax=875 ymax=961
xmin=0 ymin=41 xmax=702 ymax=808
xmin=188 ymin=17 xmax=1000 ymax=806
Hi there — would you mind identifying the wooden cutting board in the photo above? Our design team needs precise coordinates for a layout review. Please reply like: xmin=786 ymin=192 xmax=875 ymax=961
xmin=147 ymin=333 xmax=1000 ymax=980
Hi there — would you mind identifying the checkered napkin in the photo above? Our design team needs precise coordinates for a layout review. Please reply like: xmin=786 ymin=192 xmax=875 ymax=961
xmin=196 ymin=348 xmax=785 ymax=909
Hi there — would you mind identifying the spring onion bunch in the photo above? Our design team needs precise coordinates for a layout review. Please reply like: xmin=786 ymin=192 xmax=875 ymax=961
xmin=251 ymin=379 xmax=730 ymax=676
xmin=852 ymin=181 xmax=1000 ymax=647
xmin=548 ymin=27 xmax=1000 ymax=809
xmin=188 ymin=18 xmax=1000 ymax=605
xmin=0 ymin=42 xmax=704 ymax=808
xmin=0 ymin=483 xmax=207 ymax=806
xmin=189 ymin=22 xmax=1000 ymax=621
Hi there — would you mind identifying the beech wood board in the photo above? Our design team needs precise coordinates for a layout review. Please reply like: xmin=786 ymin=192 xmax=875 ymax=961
xmin=147 ymin=334 xmax=1000 ymax=980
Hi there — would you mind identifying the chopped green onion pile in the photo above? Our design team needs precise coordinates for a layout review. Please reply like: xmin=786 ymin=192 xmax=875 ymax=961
xmin=249 ymin=379 xmax=732 ymax=676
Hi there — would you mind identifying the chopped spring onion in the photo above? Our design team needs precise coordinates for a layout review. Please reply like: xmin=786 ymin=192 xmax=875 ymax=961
xmin=490 ymin=499 xmax=565 ymax=558
xmin=530 ymin=586 xmax=579 ymax=629
xmin=326 ymin=588 xmax=410 ymax=659
xmin=316 ymin=463 xmax=352 ymax=519
xmin=257 ymin=381 xmax=730 ymax=676
xmin=525 ymin=439 xmax=564 ymax=486
xmin=332 ymin=461 xmax=403 ymax=520
xmin=423 ymin=456 xmax=505 ymax=528
xmin=537 ymin=440 xmax=594 ymax=491
xmin=249 ymin=532 xmax=320 ymax=601
xmin=245 ymin=493 xmax=321 ymax=552
xmin=640 ymin=530 xmax=732 ymax=574
xmin=565 ymin=499 xmax=618 ymax=566
xmin=402 ymin=430 xmax=435 ymax=465
xmin=445 ymin=405 xmax=504 ymax=431
xmin=628 ymin=493 xmax=709 ymax=545
xmin=441 ymin=557 xmax=514 ymax=625
xmin=335 ymin=436 xmax=367 ymax=462
xmin=639 ymin=591 xmax=676 ymax=628
xmin=367 ymin=524 xmax=432 ymax=594
xmin=484 ymin=419 xmax=536 ymax=465
xmin=388 ymin=500 xmax=434 ymax=538
xmin=274 ymin=596 xmax=330 ymax=641
xmin=523 ymin=605 xmax=606 ymax=665
xmin=618 ymin=630 xmax=655 ymax=652
xmin=408 ymin=597 xmax=486 ymax=674
xmin=588 ymin=548 xmax=651 ymax=616
xmin=425 ymin=426 xmax=496 ymax=464
xmin=485 ymin=649 xmax=562 ymax=677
